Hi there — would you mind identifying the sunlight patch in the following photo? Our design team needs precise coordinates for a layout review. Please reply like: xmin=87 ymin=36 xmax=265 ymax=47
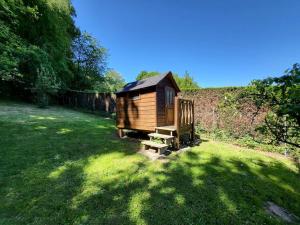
xmin=192 ymin=179 xmax=204 ymax=187
xmin=30 ymin=115 xmax=57 ymax=120
xmin=74 ymin=215 xmax=90 ymax=225
xmin=175 ymin=194 xmax=186 ymax=206
xmin=46 ymin=0 xmax=71 ymax=13
xmin=48 ymin=164 xmax=68 ymax=179
xmin=266 ymin=175 xmax=296 ymax=193
xmin=71 ymin=153 xmax=143 ymax=208
xmin=218 ymin=188 xmax=237 ymax=213
xmin=56 ymin=128 xmax=72 ymax=134
xmin=160 ymin=187 xmax=175 ymax=194
xmin=72 ymin=186 xmax=104 ymax=209
xmin=35 ymin=126 xmax=47 ymax=130
xmin=129 ymin=191 xmax=150 ymax=225
xmin=83 ymin=152 xmax=126 ymax=173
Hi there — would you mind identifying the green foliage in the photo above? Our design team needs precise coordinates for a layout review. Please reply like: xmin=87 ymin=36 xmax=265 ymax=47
xmin=0 ymin=21 xmax=48 ymax=85
xmin=95 ymin=69 xmax=125 ymax=92
xmin=0 ymin=0 xmax=78 ymax=99
xmin=33 ymin=65 xmax=61 ymax=108
xmin=174 ymin=71 xmax=200 ymax=90
xmin=197 ymin=125 xmax=296 ymax=156
xmin=136 ymin=70 xmax=200 ymax=90
xmin=71 ymin=32 xmax=107 ymax=90
xmin=214 ymin=64 xmax=300 ymax=156
xmin=0 ymin=20 xmax=23 ymax=82
xmin=136 ymin=70 xmax=160 ymax=80
xmin=0 ymin=0 xmax=121 ymax=103
xmin=5 ymin=0 xmax=77 ymax=74
xmin=245 ymin=64 xmax=300 ymax=149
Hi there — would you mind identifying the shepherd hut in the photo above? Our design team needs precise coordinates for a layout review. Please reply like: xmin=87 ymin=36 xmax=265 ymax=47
xmin=116 ymin=71 xmax=194 ymax=150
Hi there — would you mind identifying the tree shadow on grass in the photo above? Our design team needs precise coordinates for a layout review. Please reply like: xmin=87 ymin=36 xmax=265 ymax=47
xmin=1 ymin=105 xmax=300 ymax=224
xmin=69 ymin=148 xmax=300 ymax=225
xmin=0 ymin=108 xmax=142 ymax=225
xmin=139 ymin=152 xmax=299 ymax=224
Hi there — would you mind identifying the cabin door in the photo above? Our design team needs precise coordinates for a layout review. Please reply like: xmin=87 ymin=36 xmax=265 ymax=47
xmin=165 ymin=86 xmax=175 ymax=125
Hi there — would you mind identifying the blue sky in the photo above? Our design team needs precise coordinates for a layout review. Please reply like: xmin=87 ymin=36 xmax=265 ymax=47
xmin=72 ymin=0 xmax=300 ymax=87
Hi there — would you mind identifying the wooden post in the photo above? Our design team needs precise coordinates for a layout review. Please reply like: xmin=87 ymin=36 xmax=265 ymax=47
xmin=92 ymin=92 xmax=98 ymax=112
xmin=118 ymin=128 xmax=124 ymax=138
xmin=191 ymin=100 xmax=195 ymax=142
xmin=174 ymin=97 xmax=180 ymax=149
xmin=105 ymin=94 xmax=109 ymax=112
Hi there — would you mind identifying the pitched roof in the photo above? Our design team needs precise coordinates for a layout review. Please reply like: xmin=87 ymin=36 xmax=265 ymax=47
xmin=116 ymin=71 xmax=178 ymax=93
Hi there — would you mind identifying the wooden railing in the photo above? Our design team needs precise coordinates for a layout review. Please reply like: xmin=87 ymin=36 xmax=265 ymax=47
xmin=174 ymin=96 xmax=195 ymax=148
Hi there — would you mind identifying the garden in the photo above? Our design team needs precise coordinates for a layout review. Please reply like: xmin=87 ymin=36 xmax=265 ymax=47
xmin=0 ymin=101 xmax=299 ymax=224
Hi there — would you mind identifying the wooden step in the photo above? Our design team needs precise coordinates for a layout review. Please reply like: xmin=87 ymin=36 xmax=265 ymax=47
xmin=155 ymin=126 xmax=176 ymax=132
xmin=141 ymin=140 xmax=168 ymax=154
xmin=148 ymin=133 xmax=174 ymax=145
xmin=148 ymin=133 xmax=174 ymax=140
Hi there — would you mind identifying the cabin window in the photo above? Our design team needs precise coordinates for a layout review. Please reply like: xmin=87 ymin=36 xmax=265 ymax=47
xmin=165 ymin=87 xmax=175 ymax=105
xmin=129 ymin=92 xmax=140 ymax=100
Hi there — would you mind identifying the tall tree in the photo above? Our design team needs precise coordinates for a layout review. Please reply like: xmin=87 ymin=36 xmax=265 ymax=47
xmin=135 ymin=70 xmax=200 ymax=90
xmin=174 ymin=71 xmax=200 ymax=90
xmin=0 ymin=0 xmax=78 ymax=93
xmin=93 ymin=69 xmax=125 ymax=92
xmin=71 ymin=32 xmax=107 ymax=90
xmin=136 ymin=71 xmax=160 ymax=80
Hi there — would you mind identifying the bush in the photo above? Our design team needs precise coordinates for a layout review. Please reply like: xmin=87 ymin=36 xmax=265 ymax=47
xmin=196 ymin=123 xmax=296 ymax=156
xmin=34 ymin=65 xmax=61 ymax=108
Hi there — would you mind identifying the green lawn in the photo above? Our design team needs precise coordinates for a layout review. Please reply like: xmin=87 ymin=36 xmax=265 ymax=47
xmin=0 ymin=101 xmax=299 ymax=225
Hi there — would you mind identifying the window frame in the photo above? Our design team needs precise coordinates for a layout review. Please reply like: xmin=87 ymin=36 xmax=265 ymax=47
xmin=165 ymin=86 xmax=175 ymax=106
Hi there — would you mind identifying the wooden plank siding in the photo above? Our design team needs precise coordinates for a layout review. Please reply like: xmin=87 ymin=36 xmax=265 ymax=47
xmin=116 ymin=74 xmax=181 ymax=133
xmin=116 ymin=90 xmax=157 ymax=131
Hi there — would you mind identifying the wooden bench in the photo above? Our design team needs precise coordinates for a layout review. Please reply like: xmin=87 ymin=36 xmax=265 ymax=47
xmin=141 ymin=140 xmax=168 ymax=154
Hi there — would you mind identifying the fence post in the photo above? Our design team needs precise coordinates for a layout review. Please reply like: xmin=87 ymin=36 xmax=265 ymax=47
xmin=58 ymin=90 xmax=116 ymax=115
xmin=174 ymin=96 xmax=180 ymax=149
xmin=92 ymin=92 xmax=96 ymax=111
xmin=191 ymin=100 xmax=195 ymax=142
xmin=105 ymin=94 xmax=109 ymax=112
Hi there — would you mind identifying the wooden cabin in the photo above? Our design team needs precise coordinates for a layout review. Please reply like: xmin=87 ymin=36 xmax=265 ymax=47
xmin=116 ymin=72 xmax=194 ymax=150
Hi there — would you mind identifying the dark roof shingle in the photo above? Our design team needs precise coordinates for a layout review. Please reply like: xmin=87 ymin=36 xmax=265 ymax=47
xmin=116 ymin=72 xmax=170 ymax=93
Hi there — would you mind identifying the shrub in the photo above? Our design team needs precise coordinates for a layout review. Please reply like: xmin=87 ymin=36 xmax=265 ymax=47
xmin=34 ymin=65 xmax=61 ymax=108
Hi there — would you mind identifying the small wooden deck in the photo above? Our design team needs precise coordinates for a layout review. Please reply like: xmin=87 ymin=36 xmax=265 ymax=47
xmin=142 ymin=97 xmax=195 ymax=153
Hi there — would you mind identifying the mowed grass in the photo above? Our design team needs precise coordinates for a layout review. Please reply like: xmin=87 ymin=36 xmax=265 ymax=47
xmin=0 ymin=101 xmax=299 ymax=225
